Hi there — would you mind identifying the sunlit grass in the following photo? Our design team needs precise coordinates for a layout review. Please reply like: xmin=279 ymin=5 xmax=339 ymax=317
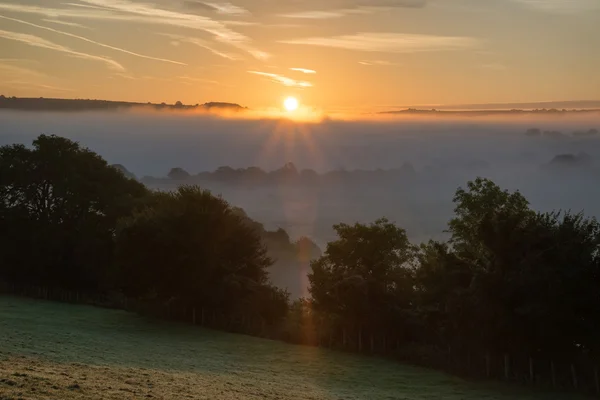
xmin=0 ymin=296 xmax=584 ymax=399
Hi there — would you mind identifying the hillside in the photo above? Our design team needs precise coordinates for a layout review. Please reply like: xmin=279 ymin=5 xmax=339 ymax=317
xmin=0 ymin=96 xmax=246 ymax=112
xmin=0 ymin=296 xmax=580 ymax=400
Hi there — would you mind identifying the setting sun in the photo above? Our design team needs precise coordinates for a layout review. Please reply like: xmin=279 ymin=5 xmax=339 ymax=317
xmin=284 ymin=96 xmax=299 ymax=112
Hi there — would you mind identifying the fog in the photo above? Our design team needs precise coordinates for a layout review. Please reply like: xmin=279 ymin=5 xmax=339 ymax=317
xmin=2 ymin=109 xmax=600 ymax=249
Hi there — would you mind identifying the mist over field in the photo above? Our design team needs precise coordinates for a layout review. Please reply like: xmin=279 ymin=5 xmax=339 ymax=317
xmin=2 ymin=110 xmax=600 ymax=249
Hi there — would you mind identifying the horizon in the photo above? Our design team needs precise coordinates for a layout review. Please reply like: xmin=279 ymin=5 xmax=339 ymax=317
xmin=1 ymin=0 xmax=599 ymax=113
xmin=3 ymin=94 xmax=600 ymax=115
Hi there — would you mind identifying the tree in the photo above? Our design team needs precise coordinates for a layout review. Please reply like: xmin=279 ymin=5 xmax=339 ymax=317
xmin=309 ymin=218 xmax=416 ymax=349
xmin=438 ymin=177 xmax=600 ymax=357
xmin=0 ymin=134 xmax=148 ymax=290
xmin=115 ymin=185 xmax=285 ymax=320
xmin=167 ymin=167 xmax=191 ymax=180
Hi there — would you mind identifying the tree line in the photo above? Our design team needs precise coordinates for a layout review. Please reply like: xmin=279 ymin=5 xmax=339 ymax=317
xmin=2 ymin=135 xmax=600 ymax=394
xmin=139 ymin=161 xmax=417 ymax=187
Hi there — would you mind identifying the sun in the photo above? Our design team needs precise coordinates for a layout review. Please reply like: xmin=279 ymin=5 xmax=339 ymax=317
xmin=284 ymin=96 xmax=299 ymax=112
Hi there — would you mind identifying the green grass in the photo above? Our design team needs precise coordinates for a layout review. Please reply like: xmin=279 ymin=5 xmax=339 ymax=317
xmin=0 ymin=296 xmax=585 ymax=399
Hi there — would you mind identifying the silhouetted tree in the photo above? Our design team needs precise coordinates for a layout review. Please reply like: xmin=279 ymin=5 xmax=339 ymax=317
xmin=167 ymin=167 xmax=191 ymax=180
xmin=309 ymin=218 xmax=416 ymax=349
xmin=0 ymin=134 xmax=148 ymax=290
xmin=115 ymin=185 xmax=287 ymax=321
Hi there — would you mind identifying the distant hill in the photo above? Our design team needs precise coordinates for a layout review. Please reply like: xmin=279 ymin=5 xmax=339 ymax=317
xmin=142 ymin=162 xmax=418 ymax=187
xmin=380 ymin=108 xmax=600 ymax=116
xmin=397 ymin=100 xmax=600 ymax=111
xmin=0 ymin=95 xmax=247 ymax=113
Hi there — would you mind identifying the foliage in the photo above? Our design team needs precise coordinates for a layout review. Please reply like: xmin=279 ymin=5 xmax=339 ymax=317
xmin=115 ymin=185 xmax=288 ymax=321
xmin=309 ymin=218 xmax=416 ymax=347
xmin=0 ymin=134 xmax=148 ymax=290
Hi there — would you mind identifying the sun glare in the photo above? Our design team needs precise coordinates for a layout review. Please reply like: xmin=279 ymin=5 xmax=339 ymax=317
xmin=284 ymin=96 xmax=299 ymax=112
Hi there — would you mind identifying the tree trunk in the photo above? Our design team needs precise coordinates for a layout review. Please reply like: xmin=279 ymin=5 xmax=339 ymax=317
xmin=571 ymin=364 xmax=578 ymax=390
xmin=192 ymin=307 xmax=196 ymax=325
xmin=358 ymin=326 xmax=363 ymax=352
xmin=551 ymin=361 xmax=556 ymax=388
xmin=370 ymin=334 xmax=375 ymax=353
xmin=485 ymin=352 xmax=491 ymax=378
xmin=504 ymin=354 xmax=510 ymax=379
xmin=529 ymin=357 xmax=534 ymax=383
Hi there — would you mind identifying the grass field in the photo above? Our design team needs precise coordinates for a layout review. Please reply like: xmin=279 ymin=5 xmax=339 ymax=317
xmin=0 ymin=296 xmax=586 ymax=399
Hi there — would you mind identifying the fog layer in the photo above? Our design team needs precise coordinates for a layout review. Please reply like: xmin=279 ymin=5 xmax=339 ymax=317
xmin=2 ymin=110 xmax=600 ymax=248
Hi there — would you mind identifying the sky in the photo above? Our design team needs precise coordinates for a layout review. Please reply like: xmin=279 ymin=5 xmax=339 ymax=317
xmin=0 ymin=0 xmax=599 ymax=112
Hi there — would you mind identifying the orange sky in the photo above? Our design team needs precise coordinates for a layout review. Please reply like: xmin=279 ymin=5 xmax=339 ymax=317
xmin=0 ymin=0 xmax=599 ymax=112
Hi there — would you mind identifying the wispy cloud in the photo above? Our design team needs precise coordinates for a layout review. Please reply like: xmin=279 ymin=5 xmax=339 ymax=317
xmin=159 ymin=33 xmax=241 ymax=60
xmin=0 ymin=58 xmax=40 ymax=65
xmin=3 ymin=80 xmax=74 ymax=92
xmin=78 ymin=0 xmax=266 ymax=58
xmin=509 ymin=0 xmax=600 ymax=13
xmin=290 ymin=68 xmax=316 ymax=74
xmin=255 ymin=0 xmax=426 ymax=16
xmin=41 ymin=19 xmax=92 ymax=29
xmin=280 ymin=33 xmax=479 ymax=53
xmin=0 ymin=59 xmax=72 ymax=92
xmin=346 ymin=0 xmax=426 ymax=7
xmin=280 ymin=10 xmax=362 ymax=19
xmin=61 ymin=2 xmax=113 ymax=11
xmin=359 ymin=60 xmax=398 ymax=66
xmin=179 ymin=75 xmax=219 ymax=84
xmin=0 ymin=15 xmax=186 ymax=66
xmin=183 ymin=1 xmax=250 ymax=15
xmin=0 ymin=1 xmax=267 ymax=60
xmin=203 ymin=2 xmax=250 ymax=15
xmin=0 ymin=28 xmax=124 ymax=70
xmin=248 ymin=71 xmax=313 ymax=88
xmin=268 ymin=0 xmax=426 ymax=19
xmin=0 ymin=61 xmax=48 ymax=79
xmin=178 ymin=75 xmax=233 ymax=87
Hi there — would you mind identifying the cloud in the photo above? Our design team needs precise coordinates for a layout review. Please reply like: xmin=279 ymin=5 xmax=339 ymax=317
xmin=3 ymin=80 xmax=74 ymax=92
xmin=248 ymin=71 xmax=313 ymax=88
xmin=280 ymin=33 xmax=479 ymax=53
xmin=0 ymin=28 xmax=124 ymax=70
xmin=158 ymin=33 xmax=241 ymax=60
xmin=290 ymin=68 xmax=316 ymax=74
xmin=279 ymin=10 xmax=362 ymax=19
xmin=0 ymin=15 xmax=187 ymax=66
xmin=178 ymin=75 xmax=233 ymax=87
xmin=359 ymin=60 xmax=398 ymax=66
xmin=78 ymin=0 xmax=266 ymax=58
xmin=265 ymin=0 xmax=426 ymax=18
xmin=348 ymin=0 xmax=426 ymax=7
xmin=0 ymin=61 xmax=48 ymax=80
xmin=278 ymin=2 xmax=424 ymax=19
xmin=41 ymin=19 xmax=92 ymax=29
xmin=0 ymin=1 xmax=267 ymax=60
xmin=509 ymin=0 xmax=600 ymax=13
xmin=203 ymin=2 xmax=250 ymax=15
xmin=183 ymin=1 xmax=250 ymax=15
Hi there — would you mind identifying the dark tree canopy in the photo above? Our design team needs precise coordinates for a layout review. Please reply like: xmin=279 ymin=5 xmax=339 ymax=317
xmin=115 ymin=185 xmax=288 ymax=321
xmin=309 ymin=218 xmax=416 ymax=341
xmin=167 ymin=167 xmax=191 ymax=180
xmin=0 ymin=134 xmax=148 ymax=290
